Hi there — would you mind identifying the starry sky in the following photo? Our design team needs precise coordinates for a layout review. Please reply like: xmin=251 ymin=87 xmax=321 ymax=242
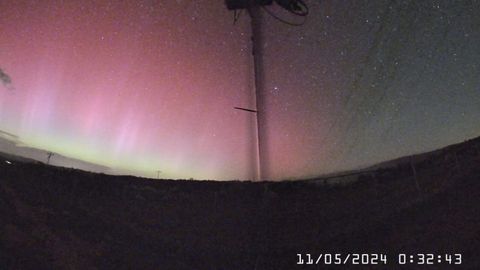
xmin=0 ymin=0 xmax=479 ymax=181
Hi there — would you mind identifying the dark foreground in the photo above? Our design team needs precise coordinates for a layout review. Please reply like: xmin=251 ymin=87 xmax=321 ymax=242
xmin=1 ymin=137 xmax=480 ymax=269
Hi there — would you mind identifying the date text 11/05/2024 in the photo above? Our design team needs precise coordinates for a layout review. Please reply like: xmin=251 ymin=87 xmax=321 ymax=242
xmin=296 ymin=253 xmax=462 ymax=266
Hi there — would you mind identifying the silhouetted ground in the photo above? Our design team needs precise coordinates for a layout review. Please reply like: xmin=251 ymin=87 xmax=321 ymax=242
xmin=1 ymin=136 xmax=480 ymax=269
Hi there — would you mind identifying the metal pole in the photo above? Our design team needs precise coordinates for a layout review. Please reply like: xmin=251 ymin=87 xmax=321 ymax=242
xmin=248 ymin=2 xmax=269 ymax=181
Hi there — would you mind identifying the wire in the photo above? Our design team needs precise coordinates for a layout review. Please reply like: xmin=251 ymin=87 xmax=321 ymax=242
xmin=288 ymin=0 xmax=309 ymax=16
xmin=262 ymin=5 xmax=307 ymax=26
xmin=275 ymin=0 xmax=309 ymax=16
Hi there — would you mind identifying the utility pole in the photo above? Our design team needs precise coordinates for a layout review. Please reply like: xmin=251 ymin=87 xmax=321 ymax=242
xmin=249 ymin=3 xmax=270 ymax=182
xmin=227 ymin=0 xmax=308 ymax=181
xmin=156 ymin=170 xmax=162 ymax=179
xmin=230 ymin=0 xmax=272 ymax=181
xmin=47 ymin=152 xmax=54 ymax=165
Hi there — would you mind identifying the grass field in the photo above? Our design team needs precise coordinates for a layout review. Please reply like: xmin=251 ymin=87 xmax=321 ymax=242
xmin=1 ymin=137 xmax=479 ymax=269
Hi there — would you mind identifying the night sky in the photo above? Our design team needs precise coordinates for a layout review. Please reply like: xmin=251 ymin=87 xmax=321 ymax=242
xmin=0 ymin=0 xmax=479 ymax=181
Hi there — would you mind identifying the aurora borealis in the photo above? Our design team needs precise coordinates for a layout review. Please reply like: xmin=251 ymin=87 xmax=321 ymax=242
xmin=1 ymin=0 xmax=479 ymax=180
